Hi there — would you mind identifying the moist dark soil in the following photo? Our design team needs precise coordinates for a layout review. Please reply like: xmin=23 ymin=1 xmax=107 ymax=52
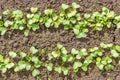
xmin=0 ymin=0 xmax=120 ymax=80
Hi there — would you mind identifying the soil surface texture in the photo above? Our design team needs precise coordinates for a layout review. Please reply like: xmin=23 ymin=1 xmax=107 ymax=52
xmin=0 ymin=0 xmax=120 ymax=80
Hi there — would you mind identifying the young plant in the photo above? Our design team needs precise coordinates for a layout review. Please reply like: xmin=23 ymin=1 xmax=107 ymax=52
xmin=54 ymin=66 xmax=69 ymax=75
xmin=0 ymin=16 xmax=7 ymax=35
xmin=0 ymin=54 xmax=14 ymax=73
xmin=73 ymin=23 xmax=89 ymax=38
xmin=96 ymin=56 xmax=113 ymax=70
xmin=14 ymin=46 xmax=43 ymax=77
xmin=11 ymin=10 xmax=26 ymax=30
xmin=89 ymin=47 xmax=104 ymax=57
xmin=27 ymin=7 xmax=41 ymax=35
xmin=73 ymin=61 xmax=82 ymax=72
xmin=45 ymin=63 xmax=53 ymax=71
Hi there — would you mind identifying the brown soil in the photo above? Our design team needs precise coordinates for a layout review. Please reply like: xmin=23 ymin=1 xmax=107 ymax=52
xmin=0 ymin=0 xmax=120 ymax=80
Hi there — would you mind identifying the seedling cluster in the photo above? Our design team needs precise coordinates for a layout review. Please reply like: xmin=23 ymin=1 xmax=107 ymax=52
xmin=0 ymin=2 xmax=119 ymax=38
xmin=0 ymin=43 xmax=120 ymax=77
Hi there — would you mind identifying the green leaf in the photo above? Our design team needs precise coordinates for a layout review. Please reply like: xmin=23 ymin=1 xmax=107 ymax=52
xmin=61 ymin=4 xmax=69 ymax=10
xmin=32 ymin=69 xmax=40 ymax=77
xmin=102 ymin=7 xmax=109 ymax=14
xmin=45 ymin=18 xmax=53 ymax=28
xmin=76 ymin=53 xmax=82 ymax=59
xmin=14 ymin=66 xmax=20 ymax=72
xmin=115 ymin=45 xmax=120 ymax=52
xmin=0 ymin=27 xmax=7 ymax=35
xmin=117 ymin=23 xmax=120 ymax=29
xmin=27 ymin=14 xmax=34 ymax=19
xmin=0 ymin=21 xmax=3 ymax=27
xmin=54 ymin=19 xmax=61 ymax=28
xmin=40 ymin=48 xmax=46 ymax=55
xmin=97 ymin=64 xmax=104 ymax=70
xmin=106 ymin=57 xmax=112 ymax=63
xmin=55 ymin=66 xmax=62 ymax=74
xmin=111 ymin=50 xmax=119 ymax=58
xmin=76 ymin=13 xmax=81 ymax=21
xmin=30 ymin=46 xmax=38 ymax=54
xmin=4 ymin=58 xmax=10 ymax=64
xmin=20 ymin=52 xmax=27 ymax=58
xmin=72 ymin=2 xmax=80 ymax=9
xmin=6 ymin=63 xmax=14 ymax=69
xmin=45 ymin=63 xmax=53 ymax=71
xmin=25 ymin=63 xmax=31 ymax=71
xmin=24 ymin=29 xmax=29 ymax=36
xmin=51 ymin=51 xmax=60 ymax=58
xmin=64 ymin=24 xmax=71 ymax=30
xmin=34 ymin=61 xmax=42 ymax=68
xmin=52 ymin=13 xmax=58 ymax=21
xmin=57 ymin=43 xmax=63 ymax=49
xmin=62 ymin=67 xmax=69 ymax=75
xmin=9 ymin=51 xmax=17 ymax=58
xmin=81 ymin=48 xmax=88 ymax=56
xmin=67 ymin=9 xmax=77 ymax=18
xmin=30 ymin=7 xmax=38 ymax=13
xmin=48 ymin=53 xmax=53 ymax=60
xmin=62 ymin=54 xmax=69 ymax=62
xmin=115 ymin=16 xmax=120 ymax=21
xmin=3 ymin=9 xmax=10 ymax=15
xmin=73 ymin=61 xmax=82 ymax=70
xmin=81 ymin=63 xmax=88 ymax=72
xmin=31 ymin=24 xmax=39 ymax=31
xmin=44 ymin=9 xmax=53 ymax=15
xmin=4 ymin=20 xmax=13 ymax=27
xmin=70 ymin=18 xmax=76 ymax=24
xmin=71 ymin=48 xmax=79 ymax=55
xmin=105 ymin=64 xmax=114 ymax=71
xmin=101 ymin=59 xmax=107 ymax=65
xmin=76 ymin=32 xmax=87 ymax=38
xmin=107 ymin=11 xmax=115 ymax=19
xmin=18 ymin=61 xmax=27 ymax=70
xmin=100 ymin=42 xmax=108 ymax=48
xmin=84 ymin=56 xmax=93 ymax=64
xmin=31 ymin=56 xmax=39 ymax=63
xmin=12 ymin=10 xmax=23 ymax=19
xmin=25 ymin=56 xmax=31 ymax=62
xmin=84 ymin=14 xmax=91 ymax=19
xmin=67 ymin=55 xmax=74 ymax=62
xmin=61 ymin=47 xmax=67 ymax=54
xmin=1 ymin=67 xmax=7 ymax=73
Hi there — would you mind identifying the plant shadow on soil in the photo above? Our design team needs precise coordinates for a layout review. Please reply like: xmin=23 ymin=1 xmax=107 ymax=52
xmin=0 ymin=0 xmax=120 ymax=80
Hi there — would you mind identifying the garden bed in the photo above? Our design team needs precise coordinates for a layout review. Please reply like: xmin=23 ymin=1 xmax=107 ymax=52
xmin=0 ymin=0 xmax=120 ymax=80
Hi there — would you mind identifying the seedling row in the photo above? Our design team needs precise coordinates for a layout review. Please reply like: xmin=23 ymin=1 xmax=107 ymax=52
xmin=0 ymin=43 xmax=120 ymax=77
xmin=0 ymin=2 xmax=120 ymax=38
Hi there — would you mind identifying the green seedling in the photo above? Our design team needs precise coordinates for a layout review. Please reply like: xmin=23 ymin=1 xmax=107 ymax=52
xmin=0 ymin=55 xmax=14 ymax=73
xmin=111 ymin=49 xmax=119 ymax=58
xmin=115 ymin=45 xmax=120 ymax=52
xmin=30 ymin=7 xmax=38 ymax=13
xmin=71 ymin=48 xmax=79 ymax=55
xmin=32 ymin=69 xmax=40 ymax=77
xmin=73 ymin=61 xmax=82 ymax=72
xmin=20 ymin=52 xmax=27 ymax=58
xmin=30 ymin=46 xmax=38 ymax=54
xmin=61 ymin=4 xmax=69 ymax=10
xmin=62 ymin=54 xmax=74 ymax=63
xmin=45 ymin=63 xmax=53 ymax=71
xmin=100 ymin=42 xmax=113 ymax=48
xmin=9 ymin=51 xmax=17 ymax=58
xmin=90 ymin=47 xmax=103 ymax=57
xmin=3 ymin=9 xmax=10 ymax=15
